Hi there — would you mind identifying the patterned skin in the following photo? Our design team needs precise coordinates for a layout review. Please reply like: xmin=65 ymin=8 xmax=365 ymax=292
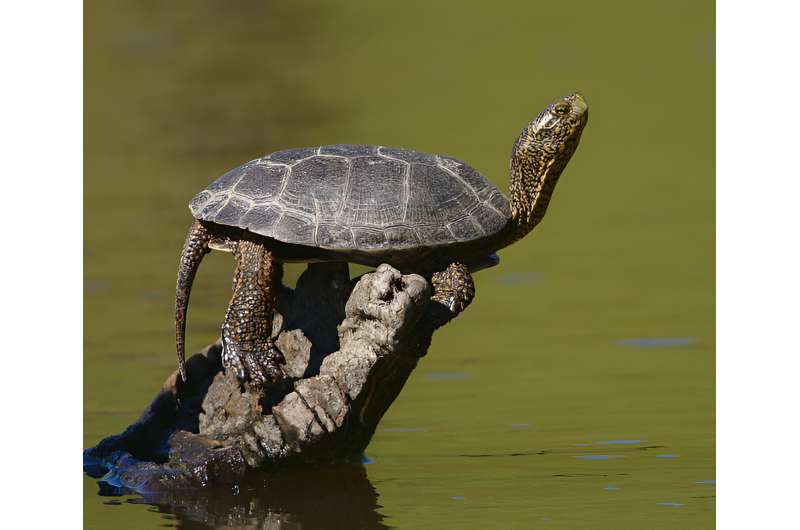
xmin=175 ymin=93 xmax=588 ymax=388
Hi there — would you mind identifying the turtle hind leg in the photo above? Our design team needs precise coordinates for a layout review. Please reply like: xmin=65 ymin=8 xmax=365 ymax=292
xmin=175 ymin=220 xmax=212 ymax=382
xmin=222 ymin=239 xmax=286 ymax=389
xmin=429 ymin=262 xmax=475 ymax=327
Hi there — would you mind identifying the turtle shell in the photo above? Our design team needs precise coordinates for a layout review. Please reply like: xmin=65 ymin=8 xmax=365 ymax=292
xmin=189 ymin=145 xmax=510 ymax=252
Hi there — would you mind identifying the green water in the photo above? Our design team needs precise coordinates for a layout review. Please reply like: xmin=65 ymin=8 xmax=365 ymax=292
xmin=84 ymin=1 xmax=714 ymax=528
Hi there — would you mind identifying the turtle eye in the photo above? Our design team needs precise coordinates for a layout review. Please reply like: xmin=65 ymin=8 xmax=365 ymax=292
xmin=552 ymin=102 xmax=570 ymax=116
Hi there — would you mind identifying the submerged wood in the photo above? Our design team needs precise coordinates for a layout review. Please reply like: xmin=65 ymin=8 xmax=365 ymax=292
xmin=84 ymin=263 xmax=459 ymax=493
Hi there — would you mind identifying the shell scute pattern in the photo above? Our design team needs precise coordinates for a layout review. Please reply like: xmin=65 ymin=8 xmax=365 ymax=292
xmin=316 ymin=224 xmax=355 ymax=248
xmin=470 ymin=203 xmax=507 ymax=234
xmin=240 ymin=204 xmax=282 ymax=237
xmin=190 ymin=144 xmax=511 ymax=251
xmin=280 ymin=156 xmax=349 ymax=218
xmin=198 ymin=194 xmax=229 ymax=218
xmin=404 ymin=164 xmax=478 ymax=226
xmin=416 ymin=225 xmax=454 ymax=245
xmin=206 ymin=166 xmax=244 ymax=192
xmin=320 ymin=144 xmax=377 ymax=157
xmin=379 ymin=146 xmax=439 ymax=166
xmin=268 ymin=147 xmax=317 ymax=164
xmin=438 ymin=155 xmax=495 ymax=201
xmin=448 ymin=216 xmax=484 ymax=241
xmin=215 ymin=196 xmax=251 ymax=226
xmin=233 ymin=164 xmax=286 ymax=200
xmin=352 ymin=227 xmax=387 ymax=248
xmin=274 ymin=213 xmax=314 ymax=245
xmin=190 ymin=191 xmax=212 ymax=212
xmin=384 ymin=226 xmax=421 ymax=247
xmin=488 ymin=190 xmax=512 ymax=217
xmin=339 ymin=156 xmax=406 ymax=227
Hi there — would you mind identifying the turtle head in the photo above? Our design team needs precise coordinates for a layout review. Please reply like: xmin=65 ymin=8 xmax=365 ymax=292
xmin=507 ymin=92 xmax=589 ymax=232
xmin=527 ymin=92 xmax=588 ymax=159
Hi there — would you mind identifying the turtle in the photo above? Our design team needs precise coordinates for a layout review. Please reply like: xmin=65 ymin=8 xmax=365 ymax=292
xmin=175 ymin=92 xmax=588 ymax=387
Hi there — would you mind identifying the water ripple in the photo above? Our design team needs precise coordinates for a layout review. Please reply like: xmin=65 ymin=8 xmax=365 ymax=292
xmin=618 ymin=337 xmax=696 ymax=347
xmin=427 ymin=372 xmax=469 ymax=381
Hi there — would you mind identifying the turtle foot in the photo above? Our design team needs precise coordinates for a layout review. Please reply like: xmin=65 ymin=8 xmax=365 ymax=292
xmin=431 ymin=262 xmax=475 ymax=317
xmin=222 ymin=340 xmax=286 ymax=389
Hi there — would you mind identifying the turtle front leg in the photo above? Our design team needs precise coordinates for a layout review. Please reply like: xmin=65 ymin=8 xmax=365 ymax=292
xmin=430 ymin=262 xmax=475 ymax=326
xmin=222 ymin=240 xmax=286 ymax=389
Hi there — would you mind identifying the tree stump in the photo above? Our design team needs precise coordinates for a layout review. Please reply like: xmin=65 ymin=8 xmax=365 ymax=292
xmin=84 ymin=263 xmax=461 ymax=494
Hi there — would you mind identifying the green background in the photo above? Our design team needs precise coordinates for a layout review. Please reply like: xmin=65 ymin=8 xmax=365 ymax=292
xmin=85 ymin=1 xmax=714 ymax=528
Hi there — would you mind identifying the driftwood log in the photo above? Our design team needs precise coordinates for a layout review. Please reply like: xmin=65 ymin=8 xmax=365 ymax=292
xmin=84 ymin=263 xmax=461 ymax=495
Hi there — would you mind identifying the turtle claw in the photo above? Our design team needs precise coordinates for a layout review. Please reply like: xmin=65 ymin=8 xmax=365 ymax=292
xmin=242 ymin=342 xmax=286 ymax=388
xmin=222 ymin=339 xmax=285 ymax=389
xmin=445 ymin=296 xmax=459 ymax=313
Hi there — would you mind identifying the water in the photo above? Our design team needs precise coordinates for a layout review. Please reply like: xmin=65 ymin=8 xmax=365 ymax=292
xmin=84 ymin=0 xmax=714 ymax=528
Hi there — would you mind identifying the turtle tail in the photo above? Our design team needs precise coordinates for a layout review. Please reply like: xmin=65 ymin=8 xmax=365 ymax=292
xmin=175 ymin=220 xmax=211 ymax=382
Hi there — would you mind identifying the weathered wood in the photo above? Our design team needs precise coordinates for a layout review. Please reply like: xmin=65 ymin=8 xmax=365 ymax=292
xmin=84 ymin=263 xmax=460 ymax=493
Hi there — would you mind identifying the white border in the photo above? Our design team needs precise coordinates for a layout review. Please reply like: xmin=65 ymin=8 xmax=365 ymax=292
xmin=0 ymin=2 xmax=83 ymax=527
xmin=718 ymin=0 xmax=800 ymax=527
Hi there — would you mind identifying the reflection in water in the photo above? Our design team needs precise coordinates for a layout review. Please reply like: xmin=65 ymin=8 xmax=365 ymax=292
xmin=124 ymin=464 xmax=388 ymax=530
